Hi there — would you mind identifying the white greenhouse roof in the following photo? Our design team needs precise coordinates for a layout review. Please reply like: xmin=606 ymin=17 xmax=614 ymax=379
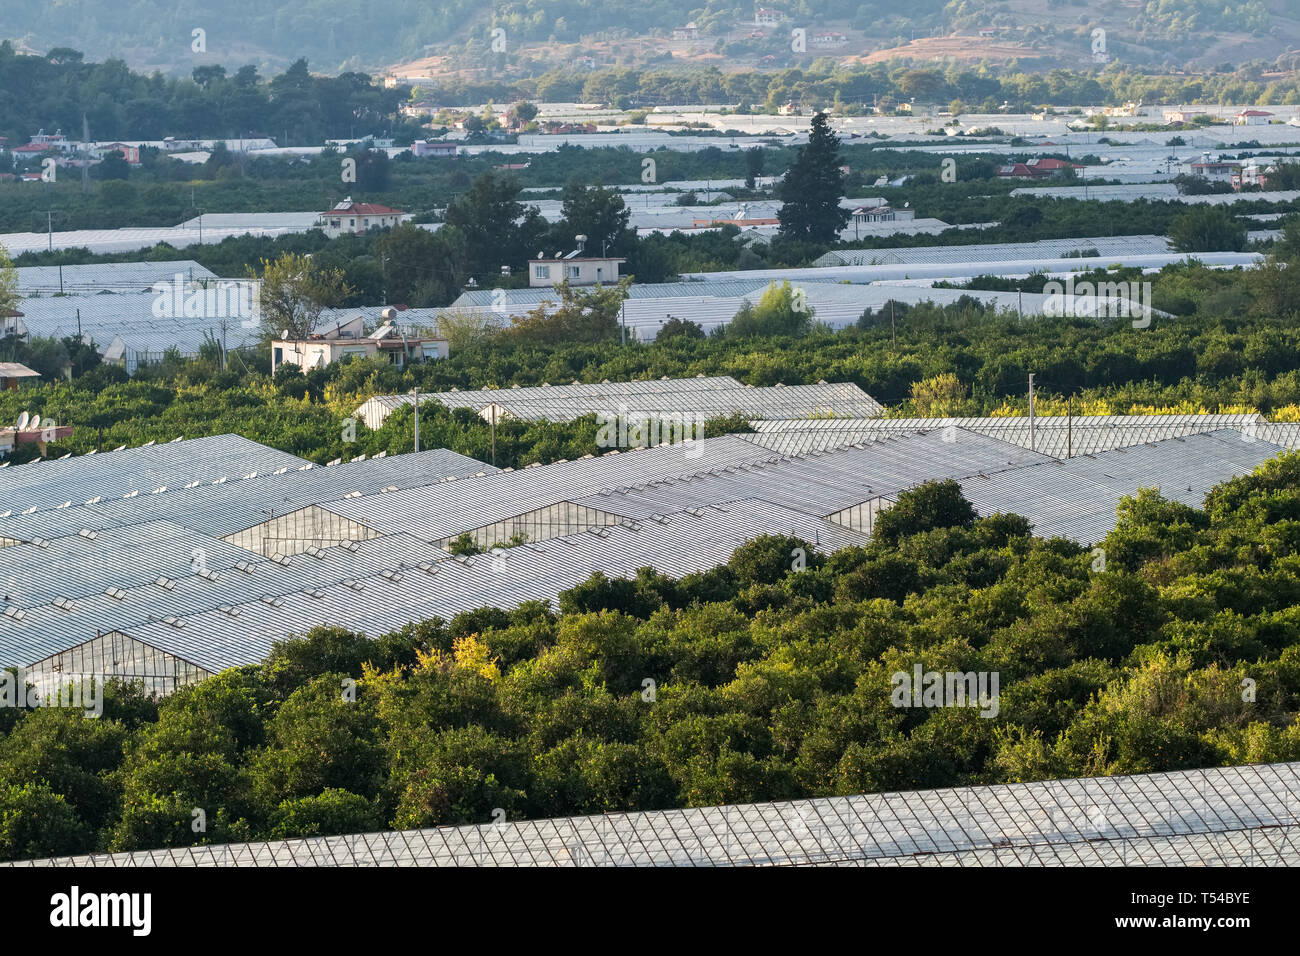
xmin=11 ymin=761 xmax=1298 ymax=867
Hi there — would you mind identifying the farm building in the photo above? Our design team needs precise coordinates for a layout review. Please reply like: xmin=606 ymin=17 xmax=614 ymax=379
xmin=0 ymin=417 xmax=1289 ymax=696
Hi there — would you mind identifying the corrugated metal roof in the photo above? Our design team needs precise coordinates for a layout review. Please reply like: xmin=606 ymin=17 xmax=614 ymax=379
xmin=0 ymin=447 xmax=495 ymax=543
xmin=958 ymin=429 xmax=1285 ymax=544
xmin=358 ymin=380 xmax=882 ymax=428
xmin=11 ymin=295 xmax=263 ymax=370
xmin=90 ymin=499 xmax=867 ymax=674
xmin=0 ymin=531 xmax=450 ymax=669
xmin=0 ymin=520 xmax=258 ymax=608
xmin=447 ymin=277 xmax=1165 ymax=339
xmin=0 ymin=435 xmax=308 ymax=516
xmin=14 ymin=761 xmax=1298 ymax=866
xmin=14 ymin=260 xmax=216 ymax=295
xmin=814 ymin=235 xmax=1171 ymax=268
xmin=320 ymin=436 xmax=786 ymax=540
xmin=572 ymin=429 xmax=1048 ymax=520
xmin=746 ymin=415 xmax=1273 ymax=458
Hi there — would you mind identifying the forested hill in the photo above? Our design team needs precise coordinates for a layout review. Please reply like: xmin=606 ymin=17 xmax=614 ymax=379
xmin=0 ymin=0 xmax=1292 ymax=76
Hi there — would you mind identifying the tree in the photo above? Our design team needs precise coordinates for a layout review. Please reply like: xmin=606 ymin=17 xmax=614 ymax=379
xmin=745 ymin=147 xmax=765 ymax=189
xmin=433 ymin=309 xmax=500 ymax=350
xmin=512 ymin=101 xmax=539 ymax=125
xmin=502 ymin=278 xmax=630 ymax=345
xmin=0 ymin=244 xmax=18 ymax=323
xmin=352 ymin=148 xmax=391 ymax=192
xmin=93 ymin=151 xmax=131 ymax=180
xmin=657 ymin=316 xmax=705 ymax=340
xmin=0 ymin=783 xmax=88 ymax=860
xmin=909 ymin=373 xmax=968 ymax=417
xmin=443 ymin=171 xmax=546 ymax=279
xmin=557 ymin=182 xmax=633 ymax=256
xmin=253 ymin=252 xmax=353 ymax=340
xmin=727 ymin=281 xmax=813 ymax=337
xmin=873 ymin=480 xmax=978 ymax=546
xmin=777 ymin=113 xmax=848 ymax=242
xmin=1169 ymin=206 xmax=1247 ymax=253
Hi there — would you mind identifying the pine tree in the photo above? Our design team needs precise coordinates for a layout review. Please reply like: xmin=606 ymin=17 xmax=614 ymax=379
xmin=777 ymin=112 xmax=849 ymax=242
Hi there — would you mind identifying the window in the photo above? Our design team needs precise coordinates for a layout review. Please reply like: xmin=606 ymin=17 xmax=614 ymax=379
xmin=568 ymin=265 xmax=581 ymax=278
xmin=534 ymin=265 xmax=550 ymax=279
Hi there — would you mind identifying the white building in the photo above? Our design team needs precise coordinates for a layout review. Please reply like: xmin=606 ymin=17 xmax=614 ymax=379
xmin=1190 ymin=159 xmax=1240 ymax=184
xmin=1235 ymin=110 xmax=1274 ymax=127
xmin=271 ymin=314 xmax=447 ymax=375
xmin=529 ymin=250 xmax=626 ymax=287
xmin=412 ymin=141 xmax=457 ymax=158
xmin=317 ymin=198 xmax=407 ymax=238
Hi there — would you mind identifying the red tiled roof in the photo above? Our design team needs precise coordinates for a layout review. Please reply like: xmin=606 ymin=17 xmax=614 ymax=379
xmin=324 ymin=201 xmax=405 ymax=216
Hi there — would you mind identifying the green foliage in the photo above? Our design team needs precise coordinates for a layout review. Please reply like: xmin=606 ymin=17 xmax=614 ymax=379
xmin=1169 ymin=206 xmax=1248 ymax=253
xmin=727 ymin=280 xmax=814 ymax=338
xmin=873 ymin=479 xmax=978 ymax=546
xmin=6 ymin=465 xmax=1300 ymax=860
xmin=777 ymin=113 xmax=849 ymax=243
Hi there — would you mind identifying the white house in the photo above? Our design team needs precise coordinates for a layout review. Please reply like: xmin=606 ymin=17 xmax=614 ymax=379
xmin=271 ymin=314 xmax=447 ymax=375
xmin=317 ymin=198 xmax=407 ymax=238
xmin=755 ymin=7 xmax=786 ymax=25
xmin=850 ymin=204 xmax=916 ymax=224
xmin=412 ymin=141 xmax=458 ymax=158
xmin=1190 ymin=159 xmax=1241 ymax=185
xmin=1235 ymin=109 xmax=1274 ymax=126
xmin=529 ymin=248 xmax=626 ymax=288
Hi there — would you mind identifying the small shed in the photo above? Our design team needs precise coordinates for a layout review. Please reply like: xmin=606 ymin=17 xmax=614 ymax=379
xmin=0 ymin=362 xmax=39 ymax=390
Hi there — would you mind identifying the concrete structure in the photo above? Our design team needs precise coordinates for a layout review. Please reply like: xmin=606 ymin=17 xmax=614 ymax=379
xmin=412 ymin=141 xmax=458 ymax=158
xmin=0 ymin=363 xmax=40 ymax=390
xmin=271 ymin=315 xmax=447 ymax=375
xmin=1190 ymin=160 xmax=1241 ymax=184
xmin=528 ymin=252 xmax=625 ymax=287
xmin=317 ymin=198 xmax=406 ymax=237
xmin=1236 ymin=110 xmax=1275 ymax=126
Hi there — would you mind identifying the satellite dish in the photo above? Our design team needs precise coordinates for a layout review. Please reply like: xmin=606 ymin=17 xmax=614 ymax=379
xmin=16 ymin=411 xmax=29 ymax=430
xmin=27 ymin=415 xmax=41 ymax=429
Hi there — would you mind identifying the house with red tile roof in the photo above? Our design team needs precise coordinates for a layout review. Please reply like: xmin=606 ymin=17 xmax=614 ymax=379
xmin=317 ymin=198 xmax=408 ymax=237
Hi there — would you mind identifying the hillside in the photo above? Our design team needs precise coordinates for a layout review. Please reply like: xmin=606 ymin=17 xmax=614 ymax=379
xmin=0 ymin=0 xmax=1296 ymax=77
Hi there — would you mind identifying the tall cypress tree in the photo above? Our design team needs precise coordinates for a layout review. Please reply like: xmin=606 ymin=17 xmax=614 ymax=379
xmin=777 ymin=112 xmax=849 ymax=243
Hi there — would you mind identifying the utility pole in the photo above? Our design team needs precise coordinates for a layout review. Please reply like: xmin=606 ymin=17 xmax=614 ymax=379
xmin=47 ymin=211 xmax=53 ymax=252
xmin=1028 ymin=373 xmax=1036 ymax=453
xmin=81 ymin=113 xmax=90 ymax=194
xmin=1017 ymin=287 xmax=1023 ymax=321
xmin=1067 ymin=393 xmax=1073 ymax=459
xmin=218 ymin=318 xmax=228 ymax=373
xmin=411 ymin=386 xmax=420 ymax=453
xmin=890 ymin=299 xmax=896 ymax=350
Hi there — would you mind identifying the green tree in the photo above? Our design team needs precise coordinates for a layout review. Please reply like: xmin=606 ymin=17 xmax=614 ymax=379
xmin=1169 ymin=206 xmax=1247 ymax=253
xmin=777 ymin=112 xmax=849 ymax=242
xmin=727 ymin=281 xmax=813 ymax=337
xmin=873 ymin=479 xmax=978 ymax=546
xmin=93 ymin=150 xmax=131 ymax=180
xmin=253 ymin=252 xmax=354 ymax=340
xmin=557 ymin=182 xmax=633 ymax=256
